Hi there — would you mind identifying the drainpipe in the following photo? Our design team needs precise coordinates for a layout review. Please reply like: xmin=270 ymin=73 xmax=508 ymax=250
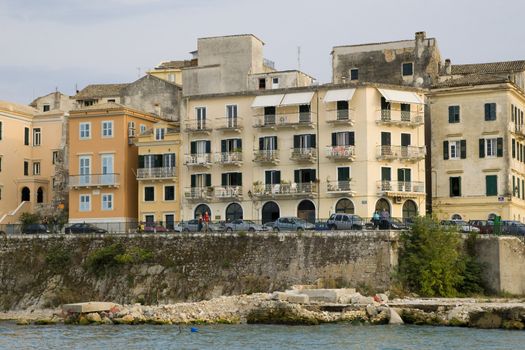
xmin=316 ymin=88 xmax=321 ymax=221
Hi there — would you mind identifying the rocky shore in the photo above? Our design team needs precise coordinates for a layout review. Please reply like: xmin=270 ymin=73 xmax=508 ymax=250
xmin=1 ymin=289 xmax=524 ymax=330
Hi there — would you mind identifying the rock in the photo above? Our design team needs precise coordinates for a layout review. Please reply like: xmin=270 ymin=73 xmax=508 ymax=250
xmin=370 ymin=309 xmax=389 ymax=325
xmin=100 ymin=316 xmax=113 ymax=325
xmin=34 ymin=317 xmax=58 ymax=325
xmin=300 ymin=288 xmax=355 ymax=303
xmin=78 ymin=315 xmax=90 ymax=325
xmin=247 ymin=303 xmax=319 ymax=325
xmin=271 ymin=292 xmax=288 ymax=301
xmin=389 ymin=308 xmax=404 ymax=325
xmin=86 ymin=312 xmax=102 ymax=323
xmin=377 ymin=294 xmax=389 ymax=303
xmin=287 ymin=294 xmax=309 ymax=304
xmin=366 ymin=305 xmax=378 ymax=317
xmin=352 ymin=295 xmax=375 ymax=305
xmin=502 ymin=320 xmax=524 ymax=330
xmin=469 ymin=311 xmax=503 ymax=329
xmin=113 ymin=314 xmax=136 ymax=325
xmin=16 ymin=319 xmax=30 ymax=325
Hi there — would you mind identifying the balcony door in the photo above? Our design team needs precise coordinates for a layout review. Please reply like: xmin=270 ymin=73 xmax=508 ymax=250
xmin=294 ymin=169 xmax=316 ymax=183
xmin=163 ymin=153 xmax=176 ymax=168
xmin=401 ymin=133 xmax=411 ymax=157
xmin=338 ymin=167 xmax=351 ymax=190
xmin=79 ymin=156 xmax=91 ymax=185
xmin=196 ymin=107 xmax=206 ymax=129
xmin=226 ymin=105 xmax=238 ymax=128
xmin=260 ymin=136 xmax=277 ymax=151
xmin=398 ymin=168 xmax=412 ymax=191
xmin=381 ymin=167 xmax=391 ymax=191
xmin=101 ymin=154 xmax=114 ymax=185
xmin=294 ymin=134 xmax=316 ymax=152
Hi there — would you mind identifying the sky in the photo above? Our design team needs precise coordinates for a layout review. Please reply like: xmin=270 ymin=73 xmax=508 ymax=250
xmin=1 ymin=0 xmax=525 ymax=104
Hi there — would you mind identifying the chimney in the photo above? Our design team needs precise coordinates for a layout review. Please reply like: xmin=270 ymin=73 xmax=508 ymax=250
xmin=444 ymin=59 xmax=451 ymax=75
xmin=415 ymin=31 xmax=426 ymax=42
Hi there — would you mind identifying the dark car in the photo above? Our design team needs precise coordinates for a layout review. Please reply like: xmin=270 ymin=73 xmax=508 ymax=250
xmin=468 ymin=220 xmax=494 ymax=234
xmin=22 ymin=224 xmax=50 ymax=234
xmin=501 ymin=221 xmax=525 ymax=235
xmin=381 ymin=218 xmax=408 ymax=230
xmin=65 ymin=223 xmax=108 ymax=234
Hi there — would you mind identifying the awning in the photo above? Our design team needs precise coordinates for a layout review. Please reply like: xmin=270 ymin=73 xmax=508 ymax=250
xmin=251 ymin=94 xmax=284 ymax=108
xmin=377 ymin=88 xmax=424 ymax=105
xmin=323 ymin=88 xmax=356 ymax=102
xmin=280 ymin=92 xmax=315 ymax=106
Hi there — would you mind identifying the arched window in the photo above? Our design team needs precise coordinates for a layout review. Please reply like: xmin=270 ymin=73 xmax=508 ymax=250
xmin=297 ymin=200 xmax=315 ymax=223
xmin=225 ymin=203 xmax=243 ymax=222
xmin=402 ymin=200 xmax=417 ymax=219
xmin=21 ymin=187 xmax=30 ymax=202
xmin=262 ymin=201 xmax=280 ymax=224
xmin=194 ymin=204 xmax=211 ymax=219
xmin=37 ymin=187 xmax=44 ymax=204
xmin=451 ymin=213 xmax=462 ymax=220
xmin=375 ymin=198 xmax=390 ymax=214
xmin=335 ymin=198 xmax=355 ymax=214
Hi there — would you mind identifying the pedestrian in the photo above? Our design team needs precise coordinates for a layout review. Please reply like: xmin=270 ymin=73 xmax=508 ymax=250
xmin=372 ymin=210 xmax=380 ymax=229
xmin=203 ymin=211 xmax=210 ymax=232
xmin=198 ymin=216 xmax=203 ymax=232
xmin=380 ymin=208 xmax=390 ymax=229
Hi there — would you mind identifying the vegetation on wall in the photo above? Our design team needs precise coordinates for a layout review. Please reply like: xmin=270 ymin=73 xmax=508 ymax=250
xmin=85 ymin=243 xmax=154 ymax=275
xmin=397 ymin=216 xmax=485 ymax=297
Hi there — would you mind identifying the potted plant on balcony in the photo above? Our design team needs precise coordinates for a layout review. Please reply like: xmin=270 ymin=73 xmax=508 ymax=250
xmin=253 ymin=180 xmax=263 ymax=193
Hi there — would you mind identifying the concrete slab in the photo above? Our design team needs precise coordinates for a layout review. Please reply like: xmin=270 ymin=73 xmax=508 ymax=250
xmin=287 ymin=294 xmax=310 ymax=304
xmin=271 ymin=292 xmax=289 ymax=301
xmin=301 ymin=288 xmax=357 ymax=303
xmin=62 ymin=302 xmax=116 ymax=314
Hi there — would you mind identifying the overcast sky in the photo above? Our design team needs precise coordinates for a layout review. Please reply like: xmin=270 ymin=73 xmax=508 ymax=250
xmin=1 ymin=0 xmax=525 ymax=104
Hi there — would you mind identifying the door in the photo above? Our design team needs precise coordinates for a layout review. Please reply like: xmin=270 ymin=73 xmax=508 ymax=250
xmin=381 ymin=167 xmax=391 ymax=190
xmin=226 ymin=105 xmax=238 ymax=128
xmin=79 ymin=156 xmax=91 ymax=185
xmin=338 ymin=167 xmax=350 ymax=190
xmin=101 ymin=154 xmax=114 ymax=185
xmin=165 ymin=214 xmax=174 ymax=230
xmin=381 ymin=132 xmax=391 ymax=156
xmin=398 ymin=168 xmax=412 ymax=191
xmin=401 ymin=133 xmax=411 ymax=157
xmin=196 ymin=107 xmax=206 ymax=129
xmin=381 ymin=97 xmax=391 ymax=120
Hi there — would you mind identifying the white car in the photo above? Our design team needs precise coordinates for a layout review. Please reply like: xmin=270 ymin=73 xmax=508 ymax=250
xmin=441 ymin=220 xmax=480 ymax=233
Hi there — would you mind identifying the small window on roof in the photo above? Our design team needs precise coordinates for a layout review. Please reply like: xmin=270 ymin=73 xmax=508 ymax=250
xmin=43 ymin=104 xmax=50 ymax=112
xmin=402 ymin=62 xmax=413 ymax=76
xmin=350 ymin=69 xmax=358 ymax=81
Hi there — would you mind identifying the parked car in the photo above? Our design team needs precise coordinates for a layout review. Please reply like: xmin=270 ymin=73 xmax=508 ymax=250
xmin=440 ymin=220 xmax=480 ymax=233
xmin=22 ymin=224 xmax=50 ymax=234
xmin=314 ymin=222 xmax=330 ymax=231
xmin=272 ymin=217 xmax=315 ymax=231
xmin=263 ymin=221 xmax=276 ymax=230
xmin=180 ymin=219 xmax=223 ymax=232
xmin=326 ymin=214 xmax=364 ymax=230
xmin=224 ymin=219 xmax=269 ymax=232
xmin=143 ymin=224 xmax=168 ymax=233
xmin=65 ymin=223 xmax=108 ymax=234
xmin=468 ymin=220 xmax=494 ymax=234
xmin=501 ymin=220 xmax=525 ymax=235
xmin=384 ymin=218 xmax=409 ymax=230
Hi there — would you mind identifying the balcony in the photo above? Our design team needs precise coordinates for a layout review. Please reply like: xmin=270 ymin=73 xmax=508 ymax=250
xmin=184 ymin=153 xmax=212 ymax=167
xmin=376 ymin=145 xmax=426 ymax=161
xmin=253 ymin=112 xmax=316 ymax=129
xmin=290 ymin=148 xmax=316 ymax=162
xmin=214 ymin=152 xmax=243 ymax=166
xmin=326 ymin=180 xmax=356 ymax=196
xmin=252 ymin=182 xmax=318 ymax=199
xmin=136 ymin=167 xmax=176 ymax=180
xmin=509 ymin=122 xmax=525 ymax=140
xmin=325 ymin=146 xmax=356 ymax=161
xmin=215 ymin=117 xmax=243 ymax=133
xmin=376 ymin=109 xmax=423 ymax=127
xmin=253 ymin=150 xmax=280 ymax=164
xmin=184 ymin=186 xmax=214 ymax=201
xmin=184 ymin=119 xmax=213 ymax=134
xmin=69 ymin=173 xmax=119 ymax=188
xmin=377 ymin=181 xmax=425 ymax=198
xmin=325 ymin=109 xmax=355 ymax=125
xmin=214 ymin=186 xmax=243 ymax=200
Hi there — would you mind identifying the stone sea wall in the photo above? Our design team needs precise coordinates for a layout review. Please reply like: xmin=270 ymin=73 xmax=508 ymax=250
xmin=0 ymin=231 xmax=399 ymax=310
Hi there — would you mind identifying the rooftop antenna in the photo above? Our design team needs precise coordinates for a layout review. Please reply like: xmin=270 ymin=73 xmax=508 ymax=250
xmin=297 ymin=46 xmax=301 ymax=71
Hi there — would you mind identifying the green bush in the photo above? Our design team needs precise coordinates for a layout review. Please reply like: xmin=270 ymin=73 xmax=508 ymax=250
xmin=45 ymin=247 xmax=71 ymax=271
xmin=85 ymin=243 xmax=154 ymax=274
xmin=114 ymin=247 xmax=154 ymax=264
xmin=19 ymin=212 xmax=41 ymax=225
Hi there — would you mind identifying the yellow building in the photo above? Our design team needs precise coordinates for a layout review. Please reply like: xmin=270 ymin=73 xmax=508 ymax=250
xmin=0 ymin=100 xmax=68 ymax=224
xmin=147 ymin=60 xmax=197 ymax=85
xmin=135 ymin=120 xmax=181 ymax=228
xmin=430 ymin=61 xmax=525 ymax=221
xmin=68 ymin=102 xmax=160 ymax=230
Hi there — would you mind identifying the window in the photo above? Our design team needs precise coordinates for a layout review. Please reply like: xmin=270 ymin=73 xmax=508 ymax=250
xmin=258 ymin=78 xmax=266 ymax=90
xmin=221 ymin=138 xmax=242 ymax=153
xmin=107 ymin=99 xmax=116 ymax=103
xmin=140 ymin=124 xmax=147 ymax=134
xmin=101 ymin=121 xmax=113 ymax=137
xmin=190 ymin=173 xmax=211 ymax=188
xmin=195 ymin=107 xmax=206 ymax=130
xmin=513 ymin=139 xmax=516 ymax=158
xmin=350 ymin=68 xmax=359 ymax=81
xmin=155 ymin=128 xmax=165 ymax=140
xmin=331 ymin=131 xmax=355 ymax=146
xmin=485 ymin=103 xmax=496 ymax=121
xmin=486 ymin=175 xmax=497 ymax=196
xmin=144 ymin=215 xmax=155 ymax=224
xmin=144 ymin=186 xmax=155 ymax=201
xmin=128 ymin=121 xmax=135 ymax=137
xmin=33 ymin=128 xmax=41 ymax=146
xmin=450 ymin=177 xmax=461 ymax=197
xmin=448 ymin=106 xmax=460 ymax=123
xmin=265 ymin=170 xmax=281 ymax=184
xmin=24 ymin=127 xmax=29 ymax=145
xmin=293 ymin=134 xmax=316 ymax=149
xmin=221 ymin=172 xmax=242 ymax=186
xmin=24 ymin=160 xmax=29 ymax=176
xmin=52 ymin=151 xmax=59 ymax=164
xmin=402 ymin=62 xmax=413 ymax=76
xmin=33 ymin=162 xmax=40 ymax=175
xmin=165 ymin=214 xmax=175 ymax=229
xmin=190 ymin=140 xmax=211 ymax=155
xmin=259 ymin=136 xmax=277 ymax=150
xmin=79 ymin=195 xmax=91 ymax=211
xmin=164 ymin=185 xmax=175 ymax=201
xmin=79 ymin=122 xmax=91 ymax=139
xmin=272 ymin=77 xmax=279 ymax=89
xmin=43 ymin=104 xmax=50 ymax=112
xmin=479 ymin=138 xmax=503 ymax=158
xmin=102 ymin=194 xmax=113 ymax=210
xmin=443 ymin=140 xmax=466 ymax=159
xmin=84 ymin=100 xmax=95 ymax=107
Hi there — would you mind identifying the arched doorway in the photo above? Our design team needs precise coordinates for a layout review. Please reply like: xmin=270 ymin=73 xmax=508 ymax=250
xmin=194 ymin=204 xmax=211 ymax=219
xmin=297 ymin=200 xmax=315 ymax=223
xmin=451 ymin=213 xmax=462 ymax=220
xmin=335 ymin=198 xmax=355 ymax=214
xmin=37 ymin=187 xmax=44 ymax=203
xmin=375 ymin=198 xmax=390 ymax=214
xmin=21 ymin=187 xmax=30 ymax=202
xmin=262 ymin=201 xmax=279 ymax=224
xmin=402 ymin=200 xmax=417 ymax=219
xmin=225 ymin=203 xmax=243 ymax=222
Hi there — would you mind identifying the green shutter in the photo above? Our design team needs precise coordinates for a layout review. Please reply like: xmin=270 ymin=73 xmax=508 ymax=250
xmin=497 ymin=138 xmax=503 ymax=157
xmin=460 ymin=140 xmax=467 ymax=159
xmin=479 ymin=139 xmax=485 ymax=158
xmin=486 ymin=175 xmax=497 ymax=196
xmin=443 ymin=141 xmax=449 ymax=160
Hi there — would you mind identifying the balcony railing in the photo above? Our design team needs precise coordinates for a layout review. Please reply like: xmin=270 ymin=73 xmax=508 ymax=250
xmin=136 ymin=167 xmax=177 ymax=180
xmin=376 ymin=145 xmax=426 ymax=161
xmin=325 ymin=145 xmax=356 ymax=161
xmin=253 ymin=150 xmax=280 ymax=164
xmin=377 ymin=109 xmax=423 ymax=126
xmin=290 ymin=148 xmax=317 ymax=162
xmin=326 ymin=180 xmax=355 ymax=195
xmin=184 ymin=119 xmax=213 ymax=133
xmin=214 ymin=152 xmax=243 ymax=165
xmin=252 ymin=182 xmax=318 ymax=198
xmin=184 ymin=186 xmax=214 ymax=200
xmin=377 ymin=181 xmax=425 ymax=196
xmin=325 ymin=109 xmax=355 ymax=125
xmin=509 ymin=122 xmax=525 ymax=139
xmin=69 ymin=173 xmax=120 ymax=188
xmin=184 ymin=153 xmax=212 ymax=167
xmin=215 ymin=117 xmax=243 ymax=132
xmin=253 ymin=112 xmax=316 ymax=129
xmin=214 ymin=186 xmax=243 ymax=199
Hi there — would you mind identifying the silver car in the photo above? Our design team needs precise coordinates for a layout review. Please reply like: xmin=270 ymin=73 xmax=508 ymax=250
xmin=224 ymin=219 xmax=269 ymax=232
xmin=272 ymin=217 xmax=315 ymax=232
xmin=180 ymin=219 xmax=223 ymax=232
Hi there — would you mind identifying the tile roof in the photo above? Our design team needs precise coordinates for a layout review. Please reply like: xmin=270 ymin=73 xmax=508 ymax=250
xmin=433 ymin=73 xmax=510 ymax=88
xmin=154 ymin=60 xmax=197 ymax=70
xmin=451 ymin=60 xmax=525 ymax=75
xmin=0 ymin=100 xmax=38 ymax=115
xmin=74 ymin=83 xmax=129 ymax=99
xmin=74 ymin=102 xmax=126 ymax=111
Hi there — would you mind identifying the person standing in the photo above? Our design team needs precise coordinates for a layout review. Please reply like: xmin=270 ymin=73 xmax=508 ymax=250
xmin=380 ymin=208 xmax=390 ymax=229
xmin=203 ymin=211 xmax=210 ymax=233
xmin=372 ymin=210 xmax=380 ymax=229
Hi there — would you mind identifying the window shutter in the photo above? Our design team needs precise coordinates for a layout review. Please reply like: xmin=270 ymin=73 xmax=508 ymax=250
xmin=205 ymin=174 xmax=211 ymax=187
xmin=458 ymin=177 xmax=462 ymax=196
xmin=221 ymin=140 xmax=226 ymax=152
xmin=155 ymin=154 xmax=163 ymax=167
xmin=491 ymin=104 xmax=496 ymax=120
xmin=237 ymin=139 xmax=242 ymax=150
xmin=191 ymin=174 xmax=196 ymax=187
xmin=497 ymin=137 xmax=503 ymax=157
xmin=221 ymin=173 xmax=227 ymax=186
xmin=138 ymin=155 xmax=144 ymax=169
xmin=460 ymin=140 xmax=467 ymax=159
xmin=349 ymin=132 xmax=355 ymax=146
xmin=273 ymin=136 xmax=278 ymax=149
xmin=310 ymin=134 xmax=316 ymax=148
xmin=448 ymin=106 xmax=454 ymax=123
xmin=449 ymin=177 xmax=454 ymax=197
xmin=331 ymin=133 xmax=337 ymax=146
xmin=484 ymin=104 xmax=490 ymax=121
xmin=293 ymin=135 xmax=300 ymax=148
xmin=259 ymin=137 xmax=264 ymax=150
xmin=190 ymin=141 xmax=196 ymax=154
xmin=397 ymin=169 xmax=404 ymax=182
xmin=237 ymin=173 xmax=242 ymax=186
xmin=512 ymin=139 xmax=516 ymax=158
xmin=294 ymin=170 xmax=300 ymax=183
xmin=206 ymin=141 xmax=211 ymax=153
xmin=265 ymin=171 xmax=271 ymax=184
xmin=275 ymin=171 xmax=281 ymax=184
xmin=486 ymin=175 xmax=497 ymax=196
xmin=443 ymin=141 xmax=449 ymax=160
xmin=479 ymin=139 xmax=485 ymax=158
